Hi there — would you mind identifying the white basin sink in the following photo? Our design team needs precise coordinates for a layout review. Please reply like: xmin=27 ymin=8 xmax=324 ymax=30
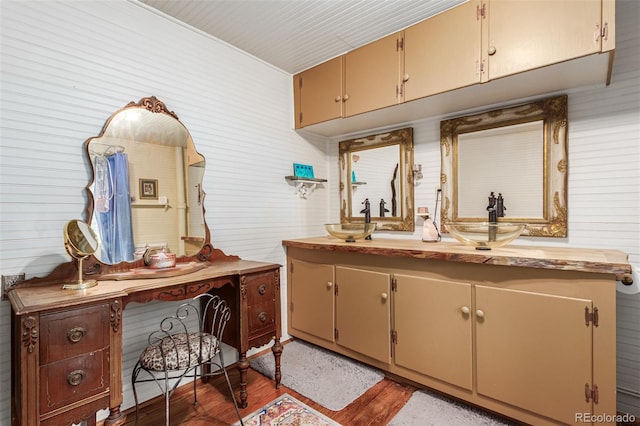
xmin=325 ymin=223 xmax=376 ymax=242
xmin=445 ymin=222 xmax=526 ymax=250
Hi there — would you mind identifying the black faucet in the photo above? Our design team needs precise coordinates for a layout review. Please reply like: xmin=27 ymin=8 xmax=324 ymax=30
xmin=360 ymin=198 xmax=372 ymax=240
xmin=486 ymin=192 xmax=497 ymax=242
xmin=379 ymin=199 xmax=389 ymax=217
xmin=496 ymin=193 xmax=506 ymax=218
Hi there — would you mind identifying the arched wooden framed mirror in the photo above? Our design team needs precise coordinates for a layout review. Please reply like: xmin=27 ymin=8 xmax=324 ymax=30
xmin=82 ymin=96 xmax=228 ymax=276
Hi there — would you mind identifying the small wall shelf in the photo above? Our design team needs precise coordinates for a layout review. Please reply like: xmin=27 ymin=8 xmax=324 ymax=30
xmin=285 ymin=176 xmax=327 ymax=198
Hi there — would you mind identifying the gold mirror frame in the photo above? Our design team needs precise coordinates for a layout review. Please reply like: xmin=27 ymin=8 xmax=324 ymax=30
xmin=340 ymin=127 xmax=415 ymax=231
xmin=440 ymin=95 xmax=568 ymax=237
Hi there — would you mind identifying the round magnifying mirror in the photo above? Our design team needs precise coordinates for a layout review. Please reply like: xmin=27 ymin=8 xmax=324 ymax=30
xmin=62 ymin=219 xmax=99 ymax=290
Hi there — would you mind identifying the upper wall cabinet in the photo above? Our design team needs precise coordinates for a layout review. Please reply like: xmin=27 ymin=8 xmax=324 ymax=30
xmin=294 ymin=0 xmax=615 ymax=136
xmin=482 ymin=0 xmax=615 ymax=81
xmin=294 ymin=56 xmax=343 ymax=128
xmin=343 ymin=32 xmax=403 ymax=117
xmin=403 ymin=0 xmax=481 ymax=102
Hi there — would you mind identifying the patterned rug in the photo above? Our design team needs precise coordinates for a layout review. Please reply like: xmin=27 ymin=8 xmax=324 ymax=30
xmin=236 ymin=394 xmax=341 ymax=426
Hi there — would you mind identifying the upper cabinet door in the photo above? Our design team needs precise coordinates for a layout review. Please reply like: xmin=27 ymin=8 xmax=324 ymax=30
xmin=403 ymin=0 xmax=482 ymax=102
xmin=294 ymin=56 xmax=343 ymax=128
xmin=484 ymin=0 xmax=605 ymax=81
xmin=344 ymin=32 xmax=402 ymax=117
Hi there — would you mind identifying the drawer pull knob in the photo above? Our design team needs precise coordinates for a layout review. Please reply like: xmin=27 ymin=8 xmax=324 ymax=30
xmin=461 ymin=306 xmax=470 ymax=315
xmin=67 ymin=327 xmax=86 ymax=343
xmin=476 ymin=309 xmax=485 ymax=318
xmin=258 ymin=284 xmax=267 ymax=295
xmin=67 ymin=370 xmax=85 ymax=386
xmin=258 ymin=312 xmax=268 ymax=322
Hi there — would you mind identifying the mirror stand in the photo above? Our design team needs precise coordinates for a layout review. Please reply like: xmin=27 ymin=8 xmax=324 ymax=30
xmin=62 ymin=256 xmax=98 ymax=290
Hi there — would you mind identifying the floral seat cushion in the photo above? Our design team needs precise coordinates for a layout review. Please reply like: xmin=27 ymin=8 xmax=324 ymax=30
xmin=140 ymin=332 xmax=217 ymax=371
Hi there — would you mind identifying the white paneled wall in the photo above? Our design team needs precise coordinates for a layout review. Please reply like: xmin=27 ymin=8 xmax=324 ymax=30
xmin=1 ymin=0 xmax=639 ymax=424
xmin=0 ymin=1 xmax=330 ymax=423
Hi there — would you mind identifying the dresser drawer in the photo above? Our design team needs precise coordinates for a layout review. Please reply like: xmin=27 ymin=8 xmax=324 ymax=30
xmin=39 ymin=349 xmax=109 ymax=414
xmin=245 ymin=271 xmax=277 ymax=338
xmin=40 ymin=303 xmax=110 ymax=364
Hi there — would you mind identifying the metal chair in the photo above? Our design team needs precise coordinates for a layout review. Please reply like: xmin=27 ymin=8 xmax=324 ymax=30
xmin=131 ymin=293 xmax=244 ymax=425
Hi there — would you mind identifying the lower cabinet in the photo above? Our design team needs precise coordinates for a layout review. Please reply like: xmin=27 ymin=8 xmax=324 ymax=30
xmin=393 ymin=274 xmax=473 ymax=390
xmin=335 ymin=266 xmax=391 ymax=364
xmin=289 ymin=259 xmax=335 ymax=342
xmin=286 ymin=247 xmax=615 ymax=425
xmin=475 ymin=286 xmax=594 ymax=425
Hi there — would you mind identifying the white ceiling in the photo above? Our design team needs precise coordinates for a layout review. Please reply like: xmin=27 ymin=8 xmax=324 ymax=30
xmin=139 ymin=0 xmax=466 ymax=74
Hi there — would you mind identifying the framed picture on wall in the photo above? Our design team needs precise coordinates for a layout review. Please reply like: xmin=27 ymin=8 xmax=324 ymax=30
xmin=139 ymin=178 xmax=158 ymax=200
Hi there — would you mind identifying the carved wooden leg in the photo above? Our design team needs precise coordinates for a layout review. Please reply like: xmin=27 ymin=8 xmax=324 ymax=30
xmin=104 ymin=407 xmax=126 ymax=426
xmin=272 ymin=338 xmax=283 ymax=389
xmin=237 ymin=352 xmax=249 ymax=408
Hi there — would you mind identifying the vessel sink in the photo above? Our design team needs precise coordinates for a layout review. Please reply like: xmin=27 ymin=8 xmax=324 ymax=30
xmin=325 ymin=223 xmax=376 ymax=242
xmin=445 ymin=222 xmax=526 ymax=250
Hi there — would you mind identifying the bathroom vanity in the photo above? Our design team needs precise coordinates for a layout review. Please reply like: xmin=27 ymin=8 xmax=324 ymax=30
xmin=283 ymin=237 xmax=632 ymax=425
xmin=7 ymin=96 xmax=284 ymax=426
xmin=9 ymin=259 xmax=281 ymax=426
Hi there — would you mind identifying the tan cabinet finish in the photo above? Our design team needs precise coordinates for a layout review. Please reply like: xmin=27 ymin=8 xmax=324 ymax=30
xmin=343 ymin=32 xmax=402 ymax=117
xmin=293 ymin=0 xmax=615 ymax=135
xmin=289 ymin=259 xmax=335 ymax=342
xmin=394 ymin=275 xmax=472 ymax=390
xmin=483 ymin=0 xmax=613 ymax=81
xmin=284 ymin=238 xmax=631 ymax=425
xmin=335 ymin=266 xmax=391 ymax=364
xmin=294 ymin=56 xmax=343 ymax=128
xmin=403 ymin=0 xmax=481 ymax=102
xmin=475 ymin=286 xmax=594 ymax=424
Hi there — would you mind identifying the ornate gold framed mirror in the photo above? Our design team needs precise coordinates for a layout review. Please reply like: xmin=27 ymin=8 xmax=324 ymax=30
xmin=83 ymin=96 xmax=222 ymax=276
xmin=440 ymin=95 xmax=568 ymax=237
xmin=339 ymin=127 xmax=415 ymax=231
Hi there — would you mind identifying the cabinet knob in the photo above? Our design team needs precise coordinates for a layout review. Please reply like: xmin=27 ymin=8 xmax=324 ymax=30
xmin=334 ymin=96 xmax=342 ymax=102
xmin=461 ymin=306 xmax=470 ymax=315
xmin=381 ymin=292 xmax=388 ymax=301
xmin=488 ymin=46 xmax=497 ymax=56
xmin=258 ymin=311 xmax=268 ymax=322
xmin=343 ymin=94 xmax=350 ymax=101
xmin=67 ymin=327 xmax=86 ymax=343
xmin=326 ymin=281 xmax=333 ymax=289
xmin=258 ymin=284 xmax=267 ymax=295
xmin=67 ymin=370 xmax=85 ymax=386
xmin=403 ymin=73 xmax=410 ymax=82
xmin=475 ymin=309 xmax=485 ymax=318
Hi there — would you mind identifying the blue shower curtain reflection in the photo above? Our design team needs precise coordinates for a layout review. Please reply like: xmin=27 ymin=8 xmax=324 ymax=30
xmin=96 ymin=152 xmax=134 ymax=263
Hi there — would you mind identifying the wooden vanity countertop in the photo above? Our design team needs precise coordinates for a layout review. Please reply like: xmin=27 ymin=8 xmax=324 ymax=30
xmin=282 ymin=237 xmax=632 ymax=279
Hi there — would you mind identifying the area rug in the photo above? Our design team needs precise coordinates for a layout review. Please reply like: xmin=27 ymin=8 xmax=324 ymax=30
xmin=250 ymin=340 xmax=384 ymax=411
xmin=388 ymin=389 xmax=518 ymax=426
xmin=235 ymin=394 xmax=341 ymax=426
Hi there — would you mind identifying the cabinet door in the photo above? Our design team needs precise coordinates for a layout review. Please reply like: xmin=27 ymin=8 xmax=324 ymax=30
xmin=344 ymin=33 xmax=401 ymax=117
xmin=475 ymin=285 xmax=593 ymax=424
xmin=393 ymin=275 xmax=473 ymax=390
xmin=403 ymin=0 xmax=481 ymax=102
xmin=485 ymin=0 xmax=604 ymax=80
xmin=335 ymin=266 xmax=391 ymax=363
xmin=289 ymin=259 xmax=335 ymax=342
xmin=294 ymin=56 xmax=343 ymax=128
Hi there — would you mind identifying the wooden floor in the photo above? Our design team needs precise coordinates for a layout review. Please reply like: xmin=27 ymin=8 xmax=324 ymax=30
xmin=122 ymin=365 xmax=415 ymax=426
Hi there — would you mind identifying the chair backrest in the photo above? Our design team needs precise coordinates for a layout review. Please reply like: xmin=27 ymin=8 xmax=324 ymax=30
xmin=193 ymin=293 xmax=231 ymax=340
xmin=145 ymin=294 xmax=231 ymax=368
